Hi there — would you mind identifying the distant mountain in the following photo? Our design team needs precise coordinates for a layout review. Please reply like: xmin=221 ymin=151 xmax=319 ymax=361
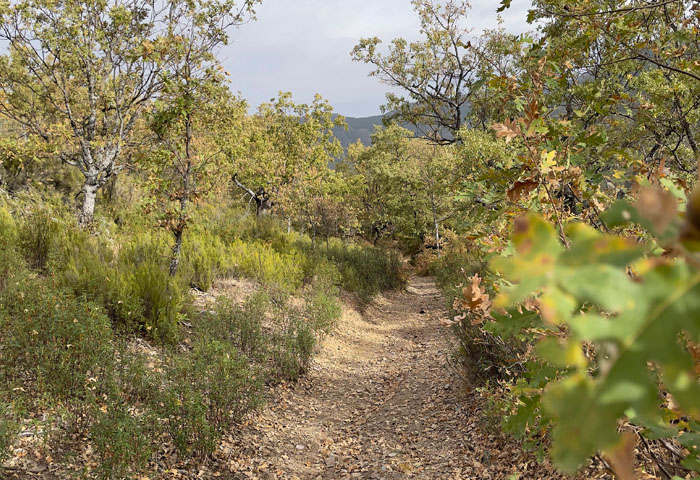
xmin=332 ymin=114 xmax=386 ymax=149
xmin=332 ymin=111 xmax=456 ymax=149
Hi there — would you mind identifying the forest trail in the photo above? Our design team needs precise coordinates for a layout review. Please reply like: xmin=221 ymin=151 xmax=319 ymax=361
xmin=225 ymin=276 xmax=570 ymax=480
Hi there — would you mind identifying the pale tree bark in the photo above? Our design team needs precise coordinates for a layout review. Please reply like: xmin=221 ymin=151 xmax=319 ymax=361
xmin=74 ymin=145 xmax=122 ymax=226
xmin=232 ymin=174 xmax=273 ymax=217
xmin=430 ymin=191 xmax=441 ymax=257
xmin=79 ymin=177 xmax=99 ymax=227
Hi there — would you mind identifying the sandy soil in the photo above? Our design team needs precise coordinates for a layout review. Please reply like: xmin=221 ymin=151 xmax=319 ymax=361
xmin=222 ymin=276 xmax=583 ymax=480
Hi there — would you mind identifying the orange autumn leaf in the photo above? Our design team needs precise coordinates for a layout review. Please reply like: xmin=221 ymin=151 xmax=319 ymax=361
xmin=507 ymin=177 xmax=539 ymax=203
xmin=453 ymin=274 xmax=491 ymax=325
xmin=492 ymin=118 xmax=521 ymax=143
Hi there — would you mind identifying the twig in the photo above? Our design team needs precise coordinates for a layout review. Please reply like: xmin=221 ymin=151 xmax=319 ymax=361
xmin=595 ymin=453 xmax=615 ymax=476
xmin=543 ymin=0 xmax=682 ymax=19
xmin=638 ymin=432 xmax=673 ymax=479
xmin=659 ymin=437 xmax=685 ymax=460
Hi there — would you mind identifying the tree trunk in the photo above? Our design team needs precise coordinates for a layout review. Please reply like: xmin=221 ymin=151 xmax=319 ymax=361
xmin=170 ymin=112 xmax=193 ymax=277
xmin=169 ymin=194 xmax=188 ymax=277
xmin=78 ymin=177 xmax=99 ymax=227
xmin=169 ymin=228 xmax=183 ymax=277
xmin=77 ymin=146 xmax=120 ymax=227
xmin=434 ymin=218 xmax=441 ymax=257
xmin=430 ymin=192 xmax=440 ymax=257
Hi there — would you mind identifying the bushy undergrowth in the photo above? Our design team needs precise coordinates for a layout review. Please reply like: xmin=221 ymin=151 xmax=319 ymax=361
xmin=296 ymin=238 xmax=405 ymax=305
xmin=421 ymin=234 xmax=523 ymax=384
xmin=0 ymin=199 xmax=401 ymax=477
xmin=0 ymin=278 xmax=115 ymax=403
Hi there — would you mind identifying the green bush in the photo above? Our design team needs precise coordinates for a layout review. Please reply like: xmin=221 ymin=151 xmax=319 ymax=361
xmin=0 ymin=205 xmax=18 ymax=250
xmin=90 ymin=404 xmax=155 ymax=479
xmin=181 ymin=229 xmax=234 ymax=291
xmin=160 ymin=339 xmax=262 ymax=457
xmin=230 ymin=239 xmax=304 ymax=292
xmin=306 ymin=290 xmax=341 ymax=333
xmin=266 ymin=309 xmax=316 ymax=382
xmin=0 ymin=278 xmax=115 ymax=404
xmin=0 ymin=205 xmax=20 ymax=288
xmin=302 ymin=243 xmax=404 ymax=304
xmin=201 ymin=294 xmax=268 ymax=361
xmin=427 ymin=237 xmax=521 ymax=383
xmin=0 ymin=402 xmax=19 ymax=463
xmin=57 ymin=230 xmax=185 ymax=343
xmin=306 ymin=263 xmax=341 ymax=326
xmin=18 ymin=208 xmax=60 ymax=272
xmin=129 ymin=260 xmax=183 ymax=343
xmin=112 ymin=342 xmax=161 ymax=406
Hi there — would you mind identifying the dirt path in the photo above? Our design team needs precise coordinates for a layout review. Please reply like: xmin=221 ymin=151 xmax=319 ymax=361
xmin=223 ymin=277 xmax=574 ymax=479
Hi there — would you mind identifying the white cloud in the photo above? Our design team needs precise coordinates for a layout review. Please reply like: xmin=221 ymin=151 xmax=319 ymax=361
xmin=223 ymin=0 xmax=532 ymax=117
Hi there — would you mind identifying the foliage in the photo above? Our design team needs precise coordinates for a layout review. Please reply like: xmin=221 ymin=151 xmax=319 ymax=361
xmin=237 ymin=92 xmax=347 ymax=232
xmin=486 ymin=209 xmax=700 ymax=473
xmin=0 ymin=277 xmax=115 ymax=404
xmin=0 ymin=402 xmax=19 ymax=463
xmin=0 ymin=203 xmax=20 ymax=285
xmin=17 ymin=208 xmax=60 ymax=272
xmin=160 ymin=339 xmax=263 ymax=457
xmin=351 ymin=0 xmax=700 ymax=476
xmin=0 ymin=190 xmax=405 ymax=475
xmin=0 ymin=0 xmax=165 ymax=224
xmin=90 ymin=404 xmax=155 ymax=479
xmin=352 ymin=1 xmax=522 ymax=143
xmin=339 ymin=124 xmax=466 ymax=250
xmin=57 ymin=227 xmax=185 ymax=343
xmin=146 ymin=0 xmax=255 ymax=273
xmin=298 ymin=240 xmax=405 ymax=305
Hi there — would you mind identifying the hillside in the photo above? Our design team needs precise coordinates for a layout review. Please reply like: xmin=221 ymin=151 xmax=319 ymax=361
xmin=332 ymin=113 xmax=385 ymax=148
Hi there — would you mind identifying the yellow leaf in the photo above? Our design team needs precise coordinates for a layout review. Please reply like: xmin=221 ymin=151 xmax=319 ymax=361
xmin=540 ymin=150 xmax=557 ymax=174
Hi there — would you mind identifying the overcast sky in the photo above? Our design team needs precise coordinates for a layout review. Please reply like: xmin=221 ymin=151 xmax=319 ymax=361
xmin=222 ymin=1 xmax=534 ymax=117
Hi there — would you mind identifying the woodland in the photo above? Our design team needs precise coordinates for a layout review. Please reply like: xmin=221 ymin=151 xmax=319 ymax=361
xmin=1 ymin=0 xmax=700 ymax=478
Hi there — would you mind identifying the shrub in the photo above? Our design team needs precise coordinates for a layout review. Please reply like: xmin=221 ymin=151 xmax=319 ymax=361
xmin=181 ymin=229 xmax=233 ymax=291
xmin=129 ymin=260 xmax=183 ymax=343
xmin=229 ymin=239 xmax=304 ymax=292
xmin=0 ymin=278 xmax=115 ymax=404
xmin=266 ymin=309 xmax=316 ymax=382
xmin=90 ymin=404 xmax=155 ymax=479
xmin=0 ymin=402 xmax=18 ymax=463
xmin=160 ymin=339 xmax=262 ymax=457
xmin=18 ymin=208 xmax=60 ymax=272
xmin=305 ymin=290 xmax=341 ymax=333
xmin=57 ymin=230 xmax=185 ymax=343
xmin=112 ymin=342 xmax=161 ymax=405
xmin=0 ymin=205 xmax=18 ymax=251
xmin=203 ymin=294 xmax=268 ymax=361
xmin=428 ymin=234 xmax=521 ymax=383
xmin=313 ymin=244 xmax=405 ymax=304
xmin=0 ymin=205 xmax=20 ymax=288
xmin=301 ymin=257 xmax=342 ymax=332
xmin=413 ymin=249 xmax=437 ymax=276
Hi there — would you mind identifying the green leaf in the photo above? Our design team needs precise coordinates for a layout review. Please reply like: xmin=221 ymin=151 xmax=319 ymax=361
xmin=488 ymin=308 xmax=541 ymax=338
xmin=496 ymin=0 xmax=512 ymax=13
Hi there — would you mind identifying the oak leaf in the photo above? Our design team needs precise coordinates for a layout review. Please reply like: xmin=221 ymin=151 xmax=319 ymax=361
xmin=507 ymin=177 xmax=539 ymax=202
xmin=453 ymin=275 xmax=491 ymax=325
xmin=492 ymin=118 xmax=521 ymax=143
